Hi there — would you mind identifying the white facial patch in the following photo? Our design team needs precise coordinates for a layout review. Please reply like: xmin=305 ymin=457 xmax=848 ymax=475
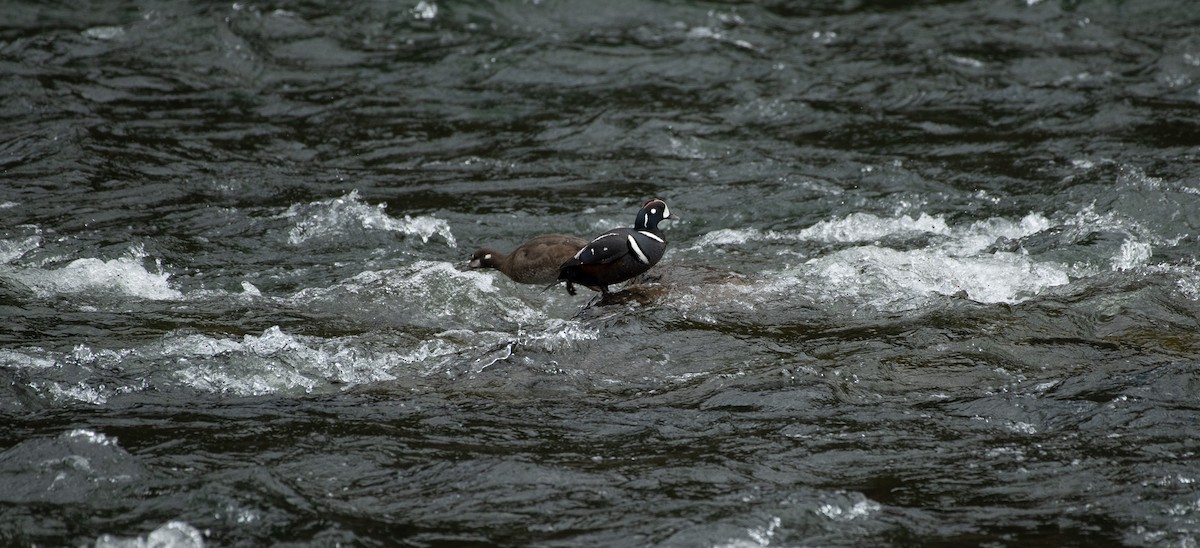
xmin=662 ymin=204 xmax=670 ymax=218
xmin=628 ymin=235 xmax=649 ymax=264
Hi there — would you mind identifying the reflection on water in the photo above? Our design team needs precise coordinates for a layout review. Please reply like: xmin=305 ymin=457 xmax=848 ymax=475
xmin=3 ymin=0 xmax=1200 ymax=545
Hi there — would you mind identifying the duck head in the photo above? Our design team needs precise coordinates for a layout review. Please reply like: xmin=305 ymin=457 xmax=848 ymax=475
xmin=634 ymin=198 xmax=673 ymax=232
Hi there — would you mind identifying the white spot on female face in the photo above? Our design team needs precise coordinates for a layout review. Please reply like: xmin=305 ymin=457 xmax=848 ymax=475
xmin=484 ymin=254 xmax=492 ymax=260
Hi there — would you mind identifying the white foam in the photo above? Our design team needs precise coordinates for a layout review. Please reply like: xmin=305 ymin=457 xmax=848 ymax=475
xmin=160 ymin=332 xmax=245 ymax=358
xmin=46 ymin=382 xmax=112 ymax=405
xmin=804 ymin=246 xmax=1069 ymax=306
xmin=694 ymin=228 xmax=772 ymax=247
xmin=1143 ymin=263 xmax=1200 ymax=301
xmin=518 ymin=319 xmax=600 ymax=350
xmin=243 ymin=325 xmax=304 ymax=355
xmin=164 ymin=326 xmax=404 ymax=396
xmin=1181 ymin=275 xmax=1200 ymax=300
xmin=798 ymin=212 xmax=951 ymax=243
xmin=2 ymin=346 xmax=150 ymax=404
xmin=816 ymin=497 xmax=882 ymax=520
xmin=940 ymin=213 xmax=1052 ymax=255
xmin=239 ymin=281 xmax=262 ymax=296
xmin=1112 ymin=240 xmax=1152 ymax=271
xmin=285 ymin=190 xmax=456 ymax=247
xmin=65 ymin=428 xmax=118 ymax=446
xmin=686 ymin=25 xmax=756 ymax=51
xmin=95 ymin=521 xmax=205 ymax=548
xmin=0 ymin=226 xmax=41 ymax=264
xmin=1063 ymin=204 xmax=1157 ymax=243
xmin=279 ymin=261 xmax=595 ymax=374
xmin=292 ymin=261 xmax=541 ymax=328
xmin=143 ymin=259 xmax=584 ymax=389
xmin=0 ymin=349 xmax=57 ymax=370
xmin=3 ymin=246 xmax=181 ymax=300
xmin=81 ymin=26 xmax=126 ymax=40
xmin=694 ymin=212 xmax=1052 ymax=253
xmin=28 ymin=373 xmax=145 ymax=405
xmin=694 ymin=211 xmax=1069 ymax=307
xmin=14 ymin=316 xmax=595 ymax=404
xmin=355 ymin=261 xmax=498 ymax=297
xmin=173 ymin=361 xmax=317 ymax=396
xmin=717 ymin=516 xmax=780 ymax=548
xmin=1055 ymin=205 xmax=1175 ymax=272
xmin=587 ymin=216 xmax=624 ymax=234
xmin=411 ymin=0 xmax=437 ymax=20
xmin=403 ymin=336 xmax=478 ymax=376
xmin=1006 ymin=421 xmax=1039 ymax=434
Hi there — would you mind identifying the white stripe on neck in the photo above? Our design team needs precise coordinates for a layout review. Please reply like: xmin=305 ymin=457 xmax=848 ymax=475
xmin=627 ymin=235 xmax=649 ymax=264
xmin=638 ymin=230 xmax=664 ymax=243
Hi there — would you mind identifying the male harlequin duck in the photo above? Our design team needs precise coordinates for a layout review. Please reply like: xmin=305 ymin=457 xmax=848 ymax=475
xmin=469 ymin=234 xmax=590 ymax=285
xmin=557 ymin=198 xmax=674 ymax=296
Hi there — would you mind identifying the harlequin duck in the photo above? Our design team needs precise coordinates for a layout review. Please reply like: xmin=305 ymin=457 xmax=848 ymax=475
xmin=469 ymin=234 xmax=590 ymax=285
xmin=557 ymin=198 xmax=674 ymax=296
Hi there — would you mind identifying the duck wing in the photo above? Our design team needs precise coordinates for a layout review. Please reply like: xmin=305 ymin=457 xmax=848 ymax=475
xmin=566 ymin=231 xmax=630 ymax=266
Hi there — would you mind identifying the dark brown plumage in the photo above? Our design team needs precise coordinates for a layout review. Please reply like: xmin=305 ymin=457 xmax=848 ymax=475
xmin=469 ymin=234 xmax=589 ymax=285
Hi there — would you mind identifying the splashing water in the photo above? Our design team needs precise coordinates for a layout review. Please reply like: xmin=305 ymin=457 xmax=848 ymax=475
xmin=1 ymin=245 xmax=181 ymax=301
xmin=285 ymin=190 xmax=457 ymax=247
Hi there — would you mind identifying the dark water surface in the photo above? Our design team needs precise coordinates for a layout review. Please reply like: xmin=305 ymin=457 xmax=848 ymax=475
xmin=3 ymin=0 xmax=1200 ymax=545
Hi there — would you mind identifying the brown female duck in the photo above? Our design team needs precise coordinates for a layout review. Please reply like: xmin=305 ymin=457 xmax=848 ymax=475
xmin=469 ymin=234 xmax=589 ymax=285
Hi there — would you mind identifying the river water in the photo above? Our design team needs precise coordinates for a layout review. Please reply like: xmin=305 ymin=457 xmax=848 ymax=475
xmin=2 ymin=0 xmax=1199 ymax=545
